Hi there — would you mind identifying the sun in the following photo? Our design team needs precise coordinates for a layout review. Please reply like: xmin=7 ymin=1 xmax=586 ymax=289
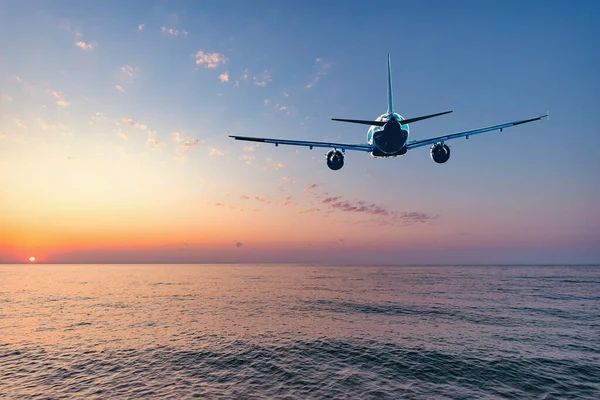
xmin=28 ymin=256 xmax=36 ymax=262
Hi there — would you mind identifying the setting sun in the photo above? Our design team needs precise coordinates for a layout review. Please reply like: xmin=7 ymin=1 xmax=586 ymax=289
xmin=28 ymin=256 xmax=36 ymax=262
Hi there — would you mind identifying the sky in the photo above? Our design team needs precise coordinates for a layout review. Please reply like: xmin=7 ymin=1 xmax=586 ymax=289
xmin=0 ymin=0 xmax=599 ymax=264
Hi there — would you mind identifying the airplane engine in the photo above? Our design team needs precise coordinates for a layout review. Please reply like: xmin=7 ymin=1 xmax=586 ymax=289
xmin=430 ymin=142 xmax=451 ymax=164
xmin=326 ymin=149 xmax=345 ymax=170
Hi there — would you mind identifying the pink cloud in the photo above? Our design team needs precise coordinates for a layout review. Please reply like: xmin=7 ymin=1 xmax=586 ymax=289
xmin=195 ymin=51 xmax=227 ymax=68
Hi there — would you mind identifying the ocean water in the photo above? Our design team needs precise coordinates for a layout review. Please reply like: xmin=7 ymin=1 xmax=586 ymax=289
xmin=1 ymin=265 xmax=599 ymax=399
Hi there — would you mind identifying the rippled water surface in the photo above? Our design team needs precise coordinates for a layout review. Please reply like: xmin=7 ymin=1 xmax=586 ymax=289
xmin=1 ymin=264 xmax=599 ymax=399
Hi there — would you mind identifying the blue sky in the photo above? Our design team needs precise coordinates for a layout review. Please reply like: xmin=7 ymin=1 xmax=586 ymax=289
xmin=0 ymin=0 xmax=598 ymax=264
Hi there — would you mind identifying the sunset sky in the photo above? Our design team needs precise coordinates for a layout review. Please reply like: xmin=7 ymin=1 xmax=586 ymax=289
xmin=1 ymin=0 xmax=598 ymax=264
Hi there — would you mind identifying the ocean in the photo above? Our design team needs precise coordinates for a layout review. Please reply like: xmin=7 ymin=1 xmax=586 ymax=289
xmin=1 ymin=264 xmax=598 ymax=399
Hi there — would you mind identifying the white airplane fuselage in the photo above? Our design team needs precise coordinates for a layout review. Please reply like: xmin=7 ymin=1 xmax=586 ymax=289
xmin=366 ymin=113 xmax=410 ymax=157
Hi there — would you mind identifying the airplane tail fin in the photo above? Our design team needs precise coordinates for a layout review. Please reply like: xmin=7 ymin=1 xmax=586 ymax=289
xmin=387 ymin=53 xmax=394 ymax=115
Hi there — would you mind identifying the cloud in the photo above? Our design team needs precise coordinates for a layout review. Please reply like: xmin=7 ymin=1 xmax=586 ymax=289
xmin=66 ymin=156 xmax=76 ymax=161
xmin=305 ymin=183 xmax=318 ymax=193
xmin=240 ymin=195 xmax=250 ymax=200
xmin=209 ymin=147 xmax=224 ymax=156
xmin=89 ymin=112 xmax=104 ymax=125
xmin=122 ymin=117 xmax=147 ymax=130
xmin=298 ymin=208 xmax=320 ymax=214
xmin=11 ymin=76 xmax=22 ymax=83
xmin=195 ymin=51 xmax=227 ymax=68
xmin=254 ymin=196 xmax=270 ymax=204
xmin=254 ymin=70 xmax=272 ymax=87
xmin=241 ymin=154 xmax=255 ymax=164
xmin=182 ymin=139 xmax=201 ymax=150
xmin=116 ymin=66 xmax=138 ymax=91
xmin=218 ymin=72 xmax=229 ymax=83
xmin=14 ymin=119 xmax=27 ymax=129
xmin=172 ymin=132 xmax=202 ymax=152
xmin=49 ymin=90 xmax=70 ymax=107
xmin=172 ymin=132 xmax=184 ymax=142
xmin=281 ymin=196 xmax=292 ymax=206
xmin=319 ymin=197 xmax=390 ymax=216
xmin=235 ymin=241 xmax=244 ymax=248
xmin=147 ymin=131 xmax=160 ymax=149
xmin=117 ymin=129 xmax=128 ymax=140
xmin=283 ymin=92 xmax=289 ymax=97
xmin=121 ymin=65 xmax=138 ymax=79
xmin=0 ymin=132 xmax=7 ymax=140
xmin=243 ymin=144 xmax=258 ymax=152
xmin=138 ymin=24 xmax=145 ymax=31
xmin=1 ymin=93 xmax=12 ymax=102
xmin=306 ymin=58 xmax=332 ymax=89
xmin=75 ymin=40 xmax=95 ymax=51
xmin=282 ymin=176 xmax=291 ymax=181
xmin=161 ymin=26 xmax=188 ymax=37
xmin=318 ymin=196 xmax=434 ymax=223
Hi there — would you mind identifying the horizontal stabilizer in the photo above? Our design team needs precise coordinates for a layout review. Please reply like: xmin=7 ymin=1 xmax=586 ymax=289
xmin=332 ymin=111 xmax=452 ymax=127
xmin=400 ymin=110 xmax=452 ymax=125
xmin=331 ymin=118 xmax=386 ymax=126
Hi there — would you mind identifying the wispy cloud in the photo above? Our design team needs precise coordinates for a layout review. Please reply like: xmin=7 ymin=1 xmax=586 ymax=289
xmin=120 ymin=117 xmax=160 ymax=148
xmin=172 ymin=131 xmax=184 ymax=143
xmin=254 ymin=196 xmax=270 ymax=204
xmin=138 ymin=24 xmax=145 ymax=31
xmin=241 ymin=154 xmax=255 ymax=164
xmin=306 ymin=58 xmax=332 ymax=88
xmin=235 ymin=241 xmax=244 ymax=248
xmin=172 ymin=131 xmax=202 ymax=152
xmin=14 ymin=119 xmax=27 ymax=129
xmin=254 ymin=70 xmax=272 ymax=87
xmin=182 ymin=139 xmax=201 ymax=150
xmin=305 ymin=183 xmax=318 ymax=193
xmin=121 ymin=65 xmax=138 ymax=79
xmin=11 ymin=75 xmax=22 ymax=83
xmin=75 ymin=40 xmax=95 ymax=51
xmin=244 ymin=144 xmax=258 ymax=152
xmin=195 ymin=51 xmax=227 ymax=68
xmin=219 ymin=72 xmax=229 ymax=83
xmin=209 ymin=147 xmax=224 ymax=156
xmin=147 ymin=131 xmax=160 ymax=149
xmin=49 ymin=90 xmax=70 ymax=107
xmin=89 ymin=112 xmax=105 ymax=125
xmin=161 ymin=26 xmax=188 ymax=37
xmin=115 ymin=66 xmax=139 ymax=92
xmin=298 ymin=208 xmax=320 ymax=214
xmin=0 ymin=132 xmax=7 ymax=140
xmin=281 ymin=196 xmax=292 ymax=206
xmin=122 ymin=117 xmax=148 ymax=130
xmin=1 ymin=93 xmax=13 ymax=102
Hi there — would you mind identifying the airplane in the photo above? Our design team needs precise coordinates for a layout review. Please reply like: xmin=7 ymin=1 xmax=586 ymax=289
xmin=230 ymin=54 xmax=547 ymax=171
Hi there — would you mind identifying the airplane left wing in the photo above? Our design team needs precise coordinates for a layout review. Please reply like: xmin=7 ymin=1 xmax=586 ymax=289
xmin=406 ymin=114 xmax=547 ymax=150
xmin=229 ymin=135 xmax=374 ymax=152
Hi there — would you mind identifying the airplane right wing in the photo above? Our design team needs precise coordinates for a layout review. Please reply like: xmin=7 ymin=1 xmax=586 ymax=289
xmin=229 ymin=135 xmax=374 ymax=152
xmin=405 ymin=114 xmax=547 ymax=150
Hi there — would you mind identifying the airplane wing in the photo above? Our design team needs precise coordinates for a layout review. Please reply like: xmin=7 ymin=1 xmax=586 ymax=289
xmin=229 ymin=135 xmax=374 ymax=152
xmin=406 ymin=114 xmax=547 ymax=150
